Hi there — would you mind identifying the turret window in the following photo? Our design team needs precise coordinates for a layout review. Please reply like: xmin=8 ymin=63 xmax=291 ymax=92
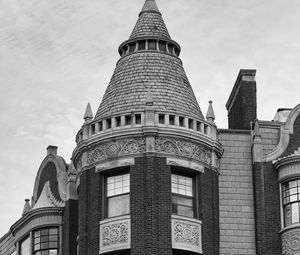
xmin=172 ymin=174 xmax=194 ymax=218
xmin=282 ymin=179 xmax=300 ymax=226
xmin=106 ymin=173 xmax=130 ymax=218
xmin=159 ymin=41 xmax=167 ymax=52
xmin=148 ymin=40 xmax=157 ymax=50
xmin=138 ymin=40 xmax=146 ymax=50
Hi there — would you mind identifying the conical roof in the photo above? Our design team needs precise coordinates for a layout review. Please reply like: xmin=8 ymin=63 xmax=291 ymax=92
xmin=94 ymin=0 xmax=203 ymax=120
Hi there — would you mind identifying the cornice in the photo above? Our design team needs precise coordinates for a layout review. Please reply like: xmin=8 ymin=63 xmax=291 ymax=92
xmin=10 ymin=207 xmax=63 ymax=236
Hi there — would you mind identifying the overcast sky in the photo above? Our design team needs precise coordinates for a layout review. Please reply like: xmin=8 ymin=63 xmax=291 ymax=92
xmin=0 ymin=0 xmax=300 ymax=236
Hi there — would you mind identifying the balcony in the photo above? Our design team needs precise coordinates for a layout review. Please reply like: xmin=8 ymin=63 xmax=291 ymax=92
xmin=172 ymin=215 xmax=202 ymax=254
xmin=99 ymin=215 xmax=130 ymax=254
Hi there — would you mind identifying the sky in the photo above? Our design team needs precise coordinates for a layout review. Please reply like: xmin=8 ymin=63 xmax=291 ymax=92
xmin=0 ymin=0 xmax=300 ymax=236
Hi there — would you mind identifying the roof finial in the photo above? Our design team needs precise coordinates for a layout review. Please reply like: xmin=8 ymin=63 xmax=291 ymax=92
xmin=84 ymin=103 xmax=93 ymax=122
xmin=206 ymin=100 xmax=215 ymax=123
xmin=22 ymin=198 xmax=31 ymax=216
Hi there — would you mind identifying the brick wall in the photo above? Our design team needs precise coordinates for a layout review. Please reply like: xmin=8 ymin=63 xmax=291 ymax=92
xmin=252 ymin=161 xmax=281 ymax=255
xmin=219 ymin=130 xmax=256 ymax=255
xmin=226 ymin=70 xmax=257 ymax=130
xmin=131 ymin=156 xmax=172 ymax=255
xmin=62 ymin=199 xmax=78 ymax=255
xmin=200 ymin=169 xmax=219 ymax=255
xmin=78 ymin=168 xmax=101 ymax=255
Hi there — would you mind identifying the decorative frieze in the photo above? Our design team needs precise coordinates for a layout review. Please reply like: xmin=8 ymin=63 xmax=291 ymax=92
xmin=282 ymin=230 xmax=300 ymax=255
xmin=171 ymin=215 xmax=202 ymax=253
xmin=155 ymin=138 xmax=212 ymax=165
xmin=99 ymin=216 xmax=130 ymax=254
xmin=88 ymin=138 xmax=146 ymax=164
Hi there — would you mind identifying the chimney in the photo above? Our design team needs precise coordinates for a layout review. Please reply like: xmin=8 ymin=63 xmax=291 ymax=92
xmin=226 ymin=69 xmax=257 ymax=130
xmin=47 ymin=145 xmax=58 ymax=156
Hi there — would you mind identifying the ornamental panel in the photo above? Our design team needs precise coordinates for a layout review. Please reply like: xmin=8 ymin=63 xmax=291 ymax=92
xmin=88 ymin=138 xmax=146 ymax=164
xmin=99 ymin=216 xmax=130 ymax=254
xmin=282 ymin=230 xmax=300 ymax=255
xmin=171 ymin=215 xmax=202 ymax=253
xmin=155 ymin=138 xmax=212 ymax=165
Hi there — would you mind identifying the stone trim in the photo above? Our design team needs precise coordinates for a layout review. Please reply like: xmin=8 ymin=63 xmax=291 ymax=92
xmin=266 ymin=104 xmax=300 ymax=162
xmin=99 ymin=215 xmax=130 ymax=254
xmin=171 ymin=215 xmax=202 ymax=254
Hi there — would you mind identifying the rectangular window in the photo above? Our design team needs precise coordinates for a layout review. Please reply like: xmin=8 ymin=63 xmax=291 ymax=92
xmin=106 ymin=173 xmax=130 ymax=218
xmin=169 ymin=115 xmax=175 ymax=125
xmin=159 ymin=114 xmax=165 ymax=124
xmin=135 ymin=114 xmax=141 ymax=124
xmin=125 ymin=115 xmax=132 ymax=126
xmin=148 ymin=40 xmax=157 ymax=50
xmin=179 ymin=117 xmax=185 ymax=127
xmin=115 ymin=116 xmax=121 ymax=127
xmin=171 ymin=174 xmax=194 ymax=218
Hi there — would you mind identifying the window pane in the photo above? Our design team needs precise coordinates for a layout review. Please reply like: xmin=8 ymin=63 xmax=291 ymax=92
xmin=172 ymin=174 xmax=193 ymax=197
xmin=177 ymin=205 xmax=194 ymax=218
xmin=107 ymin=173 xmax=130 ymax=197
xmin=108 ymin=194 xmax=130 ymax=218
xmin=20 ymin=236 xmax=30 ymax=255
xmin=292 ymin=203 xmax=300 ymax=223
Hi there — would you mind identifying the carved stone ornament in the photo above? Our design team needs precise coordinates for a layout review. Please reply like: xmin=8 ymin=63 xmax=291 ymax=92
xmin=155 ymin=138 xmax=212 ymax=165
xmin=101 ymin=222 xmax=129 ymax=247
xmin=88 ymin=138 xmax=146 ymax=164
xmin=282 ymin=231 xmax=300 ymax=255
xmin=173 ymin=221 xmax=200 ymax=247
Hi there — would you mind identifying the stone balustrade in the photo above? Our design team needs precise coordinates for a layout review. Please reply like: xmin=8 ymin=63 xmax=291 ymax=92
xmin=76 ymin=111 xmax=216 ymax=144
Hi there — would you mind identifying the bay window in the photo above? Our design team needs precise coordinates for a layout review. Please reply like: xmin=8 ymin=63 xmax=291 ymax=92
xmin=171 ymin=173 xmax=195 ymax=218
xmin=106 ymin=173 xmax=130 ymax=218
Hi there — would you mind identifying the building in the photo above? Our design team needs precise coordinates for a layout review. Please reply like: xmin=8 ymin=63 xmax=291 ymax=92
xmin=1 ymin=0 xmax=300 ymax=254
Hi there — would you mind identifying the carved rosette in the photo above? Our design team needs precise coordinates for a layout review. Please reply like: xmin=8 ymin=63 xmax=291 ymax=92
xmin=174 ymin=221 xmax=200 ymax=247
xmin=88 ymin=138 xmax=146 ymax=164
xmin=102 ymin=222 xmax=128 ymax=246
xmin=282 ymin=231 xmax=300 ymax=255
xmin=155 ymin=138 xmax=212 ymax=165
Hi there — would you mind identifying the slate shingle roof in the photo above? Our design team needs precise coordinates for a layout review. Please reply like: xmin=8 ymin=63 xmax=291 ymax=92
xmin=95 ymin=52 xmax=203 ymax=120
